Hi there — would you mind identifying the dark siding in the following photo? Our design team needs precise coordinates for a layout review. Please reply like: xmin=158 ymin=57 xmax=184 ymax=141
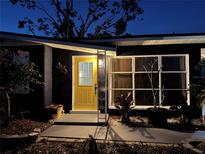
xmin=117 ymin=44 xmax=205 ymax=106
xmin=52 ymin=48 xmax=95 ymax=112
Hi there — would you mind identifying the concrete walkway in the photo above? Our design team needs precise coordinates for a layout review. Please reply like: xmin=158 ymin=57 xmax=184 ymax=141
xmin=41 ymin=119 xmax=205 ymax=143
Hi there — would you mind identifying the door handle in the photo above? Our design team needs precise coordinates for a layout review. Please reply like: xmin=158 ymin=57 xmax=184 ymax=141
xmin=94 ymin=84 xmax=97 ymax=95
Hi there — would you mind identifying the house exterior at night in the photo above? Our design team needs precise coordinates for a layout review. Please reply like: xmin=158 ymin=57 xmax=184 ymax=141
xmin=1 ymin=31 xmax=205 ymax=116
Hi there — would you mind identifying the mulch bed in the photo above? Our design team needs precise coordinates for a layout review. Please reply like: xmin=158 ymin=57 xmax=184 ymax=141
xmin=0 ymin=119 xmax=51 ymax=135
xmin=110 ymin=116 xmax=205 ymax=131
xmin=98 ymin=142 xmax=187 ymax=154
xmin=1 ymin=140 xmax=190 ymax=154
xmin=0 ymin=116 xmax=204 ymax=153
xmin=0 ymin=119 xmax=51 ymax=153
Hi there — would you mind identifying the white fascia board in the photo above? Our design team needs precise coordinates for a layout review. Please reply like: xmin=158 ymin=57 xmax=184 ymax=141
xmin=116 ymin=35 xmax=205 ymax=46
xmin=117 ymin=38 xmax=205 ymax=46
xmin=84 ymin=35 xmax=205 ymax=46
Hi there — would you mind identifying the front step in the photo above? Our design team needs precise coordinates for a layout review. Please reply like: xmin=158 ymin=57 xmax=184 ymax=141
xmin=69 ymin=110 xmax=100 ymax=114
xmin=54 ymin=113 xmax=109 ymax=126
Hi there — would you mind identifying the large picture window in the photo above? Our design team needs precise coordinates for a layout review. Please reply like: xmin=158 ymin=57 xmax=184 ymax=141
xmin=109 ymin=55 xmax=189 ymax=108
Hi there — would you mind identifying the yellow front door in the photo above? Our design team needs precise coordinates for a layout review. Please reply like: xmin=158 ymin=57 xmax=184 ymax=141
xmin=73 ymin=56 xmax=97 ymax=111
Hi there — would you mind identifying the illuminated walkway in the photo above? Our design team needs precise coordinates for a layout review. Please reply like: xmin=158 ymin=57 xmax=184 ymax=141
xmin=41 ymin=117 xmax=205 ymax=143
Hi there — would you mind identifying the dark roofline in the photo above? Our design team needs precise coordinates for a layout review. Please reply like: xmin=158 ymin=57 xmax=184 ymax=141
xmin=1 ymin=31 xmax=205 ymax=42
xmin=0 ymin=31 xmax=116 ymax=51
xmin=81 ymin=32 xmax=205 ymax=40
xmin=0 ymin=31 xmax=81 ymax=43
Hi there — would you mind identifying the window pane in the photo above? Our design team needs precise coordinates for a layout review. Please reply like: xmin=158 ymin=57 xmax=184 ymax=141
xmin=135 ymin=90 xmax=159 ymax=105
xmin=135 ymin=73 xmax=159 ymax=88
xmin=112 ymin=74 xmax=132 ymax=88
xmin=162 ymin=73 xmax=186 ymax=89
xmin=13 ymin=51 xmax=29 ymax=94
xmin=13 ymin=51 xmax=29 ymax=64
xmin=112 ymin=90 xmax=133 ymax=105
xmin=112 ymin=58 xmax=132 ymax=72
xmin=79 ymin=62 xmax=93 ymax=85
xmin=162 ymin=56 xmax=185 ymax=71
xmin=163 ymin=90 xmax=187 ymax=106
xmin=135 ymin=57 xmax=158 ymax=71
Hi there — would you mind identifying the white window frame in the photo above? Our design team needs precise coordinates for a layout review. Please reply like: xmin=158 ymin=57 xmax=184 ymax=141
xmin=201 ymin=48 xmax=205 ymax=76
xmin=108 ymin=54 xmax=190 ymax=109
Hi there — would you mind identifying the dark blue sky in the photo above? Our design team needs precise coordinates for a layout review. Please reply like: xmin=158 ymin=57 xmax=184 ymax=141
xmin=0 ymin=0 xmax=205 ymax=36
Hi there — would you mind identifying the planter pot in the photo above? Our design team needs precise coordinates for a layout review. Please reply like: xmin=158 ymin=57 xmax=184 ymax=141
xmin=120 ymin=111 xmax=130 ymax=124
xmin=45 ymin=104 xmax=64 ymax=119
xmin=147 ymin=108 xmax=168 ymax=127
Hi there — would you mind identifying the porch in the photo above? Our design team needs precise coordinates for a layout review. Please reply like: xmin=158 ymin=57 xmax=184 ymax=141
xmin=53 ymin=113 xmax=109 ymax=126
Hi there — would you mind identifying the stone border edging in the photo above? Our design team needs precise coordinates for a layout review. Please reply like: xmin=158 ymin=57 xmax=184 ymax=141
xmin=0 ymin=132 xmax=40 ymax=145
xmin=40 ymin=136 xmax=179 ymax=146
xmin=0 ymin=132 xmax=39 ymax=139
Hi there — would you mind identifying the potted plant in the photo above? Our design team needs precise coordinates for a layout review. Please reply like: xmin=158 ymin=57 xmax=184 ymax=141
xmin=192 ymin=57 xmax=205 ymax=122
xmin=144 ymin=59 xmax=168 ymax=127
xmin=197 ymin=88 xmax=205 ymax=122
xmin=114 ymin=92 xmax=134 ymax=124
xmin=147 ymin=89 xmax=167 ymax=127
xmin=45 ymin=104 xmax=64 ymax=119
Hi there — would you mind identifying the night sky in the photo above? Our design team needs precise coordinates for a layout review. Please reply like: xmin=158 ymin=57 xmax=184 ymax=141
xmin=0 ymin=0 xmax=205 ymax=37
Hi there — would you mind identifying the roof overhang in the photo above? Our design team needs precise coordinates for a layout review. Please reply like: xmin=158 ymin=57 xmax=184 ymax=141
xmin=116 ymin=36 xmax=205 ymax=46
xmin=83 ymin=35 xmax=205 ymax=46
xmin=0 ymin=33 xmax=116 ymax=55
xmin=1 ymin=31 xmax=205 ymax=52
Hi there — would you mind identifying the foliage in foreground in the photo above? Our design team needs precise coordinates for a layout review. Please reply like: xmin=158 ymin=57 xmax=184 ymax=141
xmin=114 ymin=92 xmax=134 ymax=124
xmin=195 ymin=57 xmax=205 ymax=109
xmin=0 ymin=48 xmax=43 ymax=125
xmin=10 ymin=0 xmax=143 ymax=38
xmin=190 ymin=57 xmax=205 ymax=115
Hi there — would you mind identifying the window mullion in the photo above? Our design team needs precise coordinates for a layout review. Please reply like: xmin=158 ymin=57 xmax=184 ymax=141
xmin=132 ymin=57 xmax=135 ymax=105
xmin=109 ymin=58 xmax=112 ymax=106
xmin=186 ymin=54 xmax=190 ymax=105
xmin=159 ymin=56 xmax=162 ymax=106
